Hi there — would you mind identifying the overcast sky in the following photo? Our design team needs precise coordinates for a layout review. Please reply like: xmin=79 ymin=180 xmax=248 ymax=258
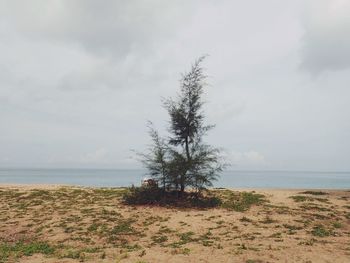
xmin=0 ymin=0 xmax=349 ymax=171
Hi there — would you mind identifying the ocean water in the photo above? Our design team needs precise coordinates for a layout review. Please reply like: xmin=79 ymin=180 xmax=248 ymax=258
xmin=0 ymin=168 xmax=349 ymax=189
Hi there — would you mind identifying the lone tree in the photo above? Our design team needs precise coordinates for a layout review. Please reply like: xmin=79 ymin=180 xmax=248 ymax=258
xmin=141 ymin=56 xmax=225 ymax=194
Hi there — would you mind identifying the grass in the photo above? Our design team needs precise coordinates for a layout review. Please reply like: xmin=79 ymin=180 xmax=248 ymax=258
xmin=332 ymin=222 xmax=342 ymax=229
xmin=109 ymin=220 xmax=136 ymax=235
xmin=299 ymin=191 xmax=328 ymax=196
xmin=123 ymin=186 xmax=221 ymax=208
xmin=311 ymin=225 xmax=332 ymax=237
xmin=221 ymin=192 xmax=265 ymax=212
xmin=0 ymin=241 xmax=54 ymax=262
xmin=151 ymin=235 xmax=168 ymax=244
xmin=240 ymin=216 xmax=253 ymax=222
xmin=0 ymin=186 xmax=348 ymax=262
xmin=260 ymin=216 xmax=276 ymax=224
xmin=290 ymin=195 xmax=329 ymax=203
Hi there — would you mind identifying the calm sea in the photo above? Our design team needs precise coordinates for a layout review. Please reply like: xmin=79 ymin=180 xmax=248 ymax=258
xmin=0 ymin=168 xmax=349 ymax=189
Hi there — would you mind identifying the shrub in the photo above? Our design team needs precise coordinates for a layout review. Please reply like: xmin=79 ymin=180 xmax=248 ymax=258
xmin=222 ymin=192 xmax=265 ymax=212
xmin=122 ymin=185 xmax=164 ymax=205
xmin=122 ymin=185 xmax=221 ymax=208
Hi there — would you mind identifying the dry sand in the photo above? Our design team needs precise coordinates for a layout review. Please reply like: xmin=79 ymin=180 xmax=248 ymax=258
xmin=0 ymin=184 xmax=349 ymax=263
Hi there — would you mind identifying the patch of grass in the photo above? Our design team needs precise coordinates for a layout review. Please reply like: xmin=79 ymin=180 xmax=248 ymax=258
xmin=269 ymin=232 xmax=282 ymax=238
xmin=0 ymin=241 xmax=54 ymax=262
xmin=157 ymin=226 xmax=174 ymax=234
xmin=246 ymin=260 xmax=264 ymax=263
xmin=178 ymin=231 xmax=195 ymax=243
xmin=198 ymin=230 xmax=216 ymax=247
xmin=311 ymin=225 xmax=332 ymax=237
xmin=345 ymin=212 xmax=350 ymax=219
xmin=298 ymin=238 xmax=317 ymax=246
xmin=110 ymin=220 xmax=135 ymax=235
xmin=151 ymin=235 xmax=168 ymax=244
xmin=87 ymin=223 xmax=99 ymax=232
xmin=222 ymin=192 xmax=265 ymax=212
xmin=299 ymin=191 xmax=328 ymax=196
xmin=290 ymin=195 xmax=329 ymax=203
xmin=290 ymin=195 xmax=309 ymax=202
xmin=260 ymin=216 xmax=276 ymax=224
xmin=283 ymin=224 xmax=303 ymax=231
xmin=240 ymin=216 xmax=253 ymax=223
xmin=332 ymin=222 xmax=342 ymax=229
xmin=122 ymin=186 xmax=221 ymax=208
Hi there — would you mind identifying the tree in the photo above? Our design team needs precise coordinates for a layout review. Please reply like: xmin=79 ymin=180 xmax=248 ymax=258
xmin=140 ymin=56 xmax=225 ymax=195
xmin=138 ymin=122 xmax=169 ymax=191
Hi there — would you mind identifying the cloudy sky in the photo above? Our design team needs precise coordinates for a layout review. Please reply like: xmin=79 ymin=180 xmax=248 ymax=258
xmin=0 ymin=0 xmax=349 ymax=171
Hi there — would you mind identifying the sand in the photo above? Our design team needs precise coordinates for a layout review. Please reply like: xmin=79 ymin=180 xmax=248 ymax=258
xmin=0 ymin=184 xmax=349 ymax=263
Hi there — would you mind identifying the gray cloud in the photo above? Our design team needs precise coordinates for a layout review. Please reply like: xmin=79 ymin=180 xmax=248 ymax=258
xmin=301 ymin=0 xmax=350 ymax=73
xmin=0 ymin=0 xmax=349 ymax=171
xmin=1 ymin=0 xmax=194 ymax=58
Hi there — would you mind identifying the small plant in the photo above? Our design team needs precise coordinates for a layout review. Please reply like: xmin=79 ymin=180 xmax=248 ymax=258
xmin=290 ymin=195 xmax=309 ymax=202
xmin=299 ymin=191 xmax=328 ymax=196
xmin=178 ymin=231 xmax=195 ymax=244
xmin=240 ymin=216 xmax=253 ymax=223
xmin=110 ymin=220 xmax=135 ymax=235
xmin=0 ymin=241 xmax=54 ymax=262
xmin=151 ymin=235 xmax=168 ymax=244
xmin=311 ymin=225 xmax=331 ymax=237
xmin=222 ymin=192 xmax=265 ymax=212
xmin=260 ymin=216 xmax=276 ymax=224
xmin=332 ymin=222 xmax=342 ymax=229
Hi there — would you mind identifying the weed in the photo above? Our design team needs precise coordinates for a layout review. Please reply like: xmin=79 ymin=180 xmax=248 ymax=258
xmin=332 ymin=222 xmax=342 ymax=229
xmin=260 ymin=216 xmax=276 ymax=224
xmin=151 ymin=235 xmax=168 ymax=244
xmin=0 ymin=241 xmax=54 ymax=262
xmin=222 ymin=192 xmax=265 ymax=212
xmin=299 ymin=191 xmax=328 ymax=196
xmin=240 ymin=216 xmax=253 ymax=222
xmin=311 ymin=225 xmax=331 ymax=237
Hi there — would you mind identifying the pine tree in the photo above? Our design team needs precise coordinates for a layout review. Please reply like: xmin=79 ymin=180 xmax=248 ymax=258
xmin=140 ymin=57 xmax=225 ymax=195
xmin=164 ymin=56 xmax=223 ymax=192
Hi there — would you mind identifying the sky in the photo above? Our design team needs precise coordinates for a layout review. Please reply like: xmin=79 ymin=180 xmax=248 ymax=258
xmin=0 ymin=0 xmax=349 ymax=171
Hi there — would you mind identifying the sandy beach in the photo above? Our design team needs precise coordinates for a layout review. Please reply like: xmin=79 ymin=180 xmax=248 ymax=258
xmin=0 ymin=184 xmax=349 ymax=263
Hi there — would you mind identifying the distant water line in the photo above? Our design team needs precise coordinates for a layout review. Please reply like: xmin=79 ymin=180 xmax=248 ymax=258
xmin=0 ymin=168 xmax=349 ymax=189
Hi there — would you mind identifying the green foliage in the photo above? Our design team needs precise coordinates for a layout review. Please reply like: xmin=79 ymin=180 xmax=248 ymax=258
xmin=122 ymin=185 xmax=165 ymax=205
xmin=221 ymin=192 xmax=265 ymax=212
xmin=311 ymin=225 xmax=331 ymax=237
xmin=122 ymin=185 xmax=221 ymax=208
xmin=137 ymin=57 xmax=226 ymax=194
xmin=332 ymin=222 xmax=342 ymax=229
xmin=151 ymin=235 xmax=168 ymax=244
xmin=290 ymin=195 xmax=308 ymax=202
xmin=299 ymin=191 xmax=328 ymax=195
xmin=110 ymin=220 xmax=135 ymax=235
xmin=0 ymin=241 xmax=54 ymax=262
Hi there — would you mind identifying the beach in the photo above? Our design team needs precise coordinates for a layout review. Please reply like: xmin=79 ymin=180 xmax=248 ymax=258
xmin=0 ymin=185 xmax=349 ymax=263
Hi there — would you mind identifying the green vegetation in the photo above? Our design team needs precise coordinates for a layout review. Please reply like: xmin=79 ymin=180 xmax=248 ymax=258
xmin=0 ymin=241 xmax=54 ymax=262
xmin=311 ymin=225 xmax=332 ymax=237
xmin=299 ymin=191 xmax=328 ymax=195
xmin=290 ymin=195 xmax=329 ymax=203
xmin=136 ymin=57 xmax=226 ymax=195
xmin=122 ymin=185 xmax=221 ymax=208
xmin=221 ymin=192 xmax=265 ymax=212
xmin=0 ymin=186 xmax=348 ymax=262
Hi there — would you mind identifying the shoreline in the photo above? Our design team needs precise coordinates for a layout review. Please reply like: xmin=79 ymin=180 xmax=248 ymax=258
xmin=0 ymin=183 xmax=349 ymax=191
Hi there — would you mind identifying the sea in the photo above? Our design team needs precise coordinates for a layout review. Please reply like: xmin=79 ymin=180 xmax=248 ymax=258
xmin=0 ymin=168 xmax=349 ymax=189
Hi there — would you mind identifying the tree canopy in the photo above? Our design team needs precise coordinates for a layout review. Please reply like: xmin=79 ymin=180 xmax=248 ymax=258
xmin=140 ymin=57 xmax=225 ymax=193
